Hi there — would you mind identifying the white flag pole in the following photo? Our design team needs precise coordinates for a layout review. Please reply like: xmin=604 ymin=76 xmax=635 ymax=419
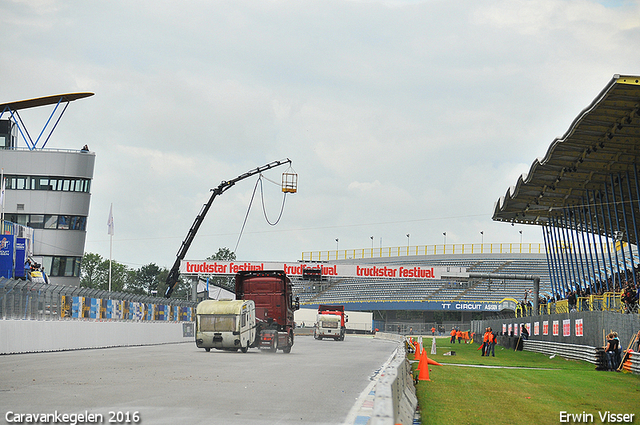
xmin=107 ymin=203 xmax=114 ymax=291
xmin=109 ymin=233 xmax=112 ymax=292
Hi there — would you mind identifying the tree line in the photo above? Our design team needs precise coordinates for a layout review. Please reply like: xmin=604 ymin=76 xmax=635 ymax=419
xmin=80 ymin=248 xmax=236 ymax=299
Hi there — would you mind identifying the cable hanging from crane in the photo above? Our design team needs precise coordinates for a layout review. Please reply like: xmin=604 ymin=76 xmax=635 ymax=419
xmin=259 ymin=176 xmax=287 ymax=225
xmin=234 ymin=174 xmax=289 ymax=253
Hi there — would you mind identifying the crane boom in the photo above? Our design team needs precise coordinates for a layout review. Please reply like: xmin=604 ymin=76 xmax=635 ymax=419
xmin=164 ymin=158 xmax=292 ymax=298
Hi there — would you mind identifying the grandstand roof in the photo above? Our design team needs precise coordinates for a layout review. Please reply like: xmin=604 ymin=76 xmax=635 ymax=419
xmin=493 ymin=75 xmax=640 ymax=242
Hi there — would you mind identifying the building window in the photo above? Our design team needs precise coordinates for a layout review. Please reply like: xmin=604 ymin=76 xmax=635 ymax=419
xmin=57 ymin=215 xmax=70 ymax=230
xmin=3 ymin=174 xmax=91 ymax=193
xmin=28 ymin=215 xmax=44 ymax=229
xmin=6 ymin=214 xmax=87 ymax=231
xmin=43 ymin=255 xmax=81 ymax=277
xmin=44 ymin=215 xmax=57 ymax=229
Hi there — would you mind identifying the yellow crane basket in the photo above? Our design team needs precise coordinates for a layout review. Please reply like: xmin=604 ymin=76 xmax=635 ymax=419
xmin=282 ymin=169 xmax=298 ymax=193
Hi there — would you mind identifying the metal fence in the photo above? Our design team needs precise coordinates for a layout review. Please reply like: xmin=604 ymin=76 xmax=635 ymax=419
xmin=473 ymin=311 xmax=640 ymax=350
xmin=0 ymin=278 xmax=196 ymax=321
xmin=302 ymin=242 xmax=545 ymax=261
xmin=515 ymin=291 xmax=638 ymax=317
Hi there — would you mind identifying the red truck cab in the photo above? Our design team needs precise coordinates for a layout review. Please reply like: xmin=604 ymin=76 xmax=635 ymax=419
xmin=235 ymin=270 xmax=299 ymax=353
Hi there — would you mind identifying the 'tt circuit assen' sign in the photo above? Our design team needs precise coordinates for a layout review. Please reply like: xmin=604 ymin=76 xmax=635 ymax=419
xmin=180 ymin=260 xmax=467 ymax=280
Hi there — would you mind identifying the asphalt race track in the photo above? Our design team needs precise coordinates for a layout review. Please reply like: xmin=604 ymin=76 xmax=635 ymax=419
xmin=0 ymin=335 xmax=399 ymax=425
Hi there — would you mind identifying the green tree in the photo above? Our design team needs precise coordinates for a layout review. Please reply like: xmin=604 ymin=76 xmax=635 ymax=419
xmin=207 ymin=247 xmax=236 ymax=262
xmin=81 ymin=252 xmax=130 ymax=293
xmin=80 ymin=252 xmax=104 ymax=289
xmin=157 ymin=268 xmax=191 ymax=300
xmin=129 ymin=263 xmax=162 ymax=296
xmin=206 ymin=247 xmax=236 ymax=292
xmin=101 ymin=260 xmax=129 ymax=292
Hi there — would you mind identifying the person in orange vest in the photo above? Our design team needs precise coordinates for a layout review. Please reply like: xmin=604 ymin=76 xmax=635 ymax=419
xmin=450 ymin=328 xmax=457 ymax=343
xmin=456 ymin=329 xmax=463 ymax=343
xmin=487 ymin=328 xmax=497 ymax=357
xmin=431 ymin=326 xmax=436 ymax=336
xmin=481 ymin=327 xmax=491 ymax=356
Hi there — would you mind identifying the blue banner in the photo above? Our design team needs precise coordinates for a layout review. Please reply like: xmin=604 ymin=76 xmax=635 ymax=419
xmin=0 ymin=235 xmax=14 ymax=278
xmin=14 ymin=238 xmax=26 ymax=279
xmin=302 ymin=298 xmax=519 ymax=312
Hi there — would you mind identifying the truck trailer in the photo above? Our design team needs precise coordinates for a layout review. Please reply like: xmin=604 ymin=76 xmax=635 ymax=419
xmin=314 ymin=304 xmax=347 ymax=341
xmin=195 ymin=270 xmax=299 ymax=353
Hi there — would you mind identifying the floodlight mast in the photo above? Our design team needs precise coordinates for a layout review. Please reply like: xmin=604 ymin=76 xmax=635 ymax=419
xmin=164 ymin=158 xmax=292 ymax=298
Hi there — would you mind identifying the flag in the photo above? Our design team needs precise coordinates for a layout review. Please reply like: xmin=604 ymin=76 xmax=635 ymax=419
xmin=107 ymin=203 xmax=114 ymax=236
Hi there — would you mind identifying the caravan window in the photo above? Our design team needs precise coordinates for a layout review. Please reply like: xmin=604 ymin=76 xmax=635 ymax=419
xmin=199 ymin=314 xmax=236 ymax=332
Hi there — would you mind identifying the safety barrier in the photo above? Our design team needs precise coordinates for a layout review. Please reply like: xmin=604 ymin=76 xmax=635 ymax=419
xmin=368 ymin=333 xmax=417 ymax=425
xmin=522 ymin=340 xmax=600 ymax=364
xmin=523 ymin=339 xmax=640 ymax=375
xmin=0 ymin=278 xmax=195 ymax=322
xmin=624 ymin=352 xmax=640 ymax=374
xmin=0 ymin=319 xmax=195 ymax=354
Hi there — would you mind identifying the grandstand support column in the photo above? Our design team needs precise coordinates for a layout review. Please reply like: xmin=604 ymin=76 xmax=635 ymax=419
xmin=468 ymin=273 xmax=540 ymax=315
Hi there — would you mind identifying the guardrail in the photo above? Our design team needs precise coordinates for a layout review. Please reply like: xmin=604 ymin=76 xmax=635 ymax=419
xmin=0 ymin=278 xmax=196 ymax=322
xmin=522 ymin=339 xmax=640 ymax=375
xmin=628 ymin=354 xmax=640 ymax=374
xmin=523 ymin=340 xmax=599 ymax=364
xmin=366 ymin=333 xmax=417 ymax=425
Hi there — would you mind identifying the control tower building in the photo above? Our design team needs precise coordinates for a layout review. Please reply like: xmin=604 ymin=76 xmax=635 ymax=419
xmin=0 ymin=93 xmax=95 ymax=286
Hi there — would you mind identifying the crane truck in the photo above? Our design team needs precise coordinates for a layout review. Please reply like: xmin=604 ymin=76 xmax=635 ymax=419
xmin=314 ymin=304 xmax=347 ymax=341
xmin=163 ymin=159 xmax=294 ymax=298
xmin=195 ymin=270 xmax=299 ymax=353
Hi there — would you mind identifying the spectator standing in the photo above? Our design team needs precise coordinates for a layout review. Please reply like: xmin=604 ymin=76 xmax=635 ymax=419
xmin=521 ymin=325 xmax=529 ymax=340
xmin=488 ymin=329 xmax=497 ymax=357
xmin=604 ymin=333 xmax=620 ymax=371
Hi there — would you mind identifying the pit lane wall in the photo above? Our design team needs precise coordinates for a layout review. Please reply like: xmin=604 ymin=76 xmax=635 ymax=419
xmin=0 ymin=320 xmax=194 ymax=354
xmin=369 ymin=332 xmax=417 ymax=425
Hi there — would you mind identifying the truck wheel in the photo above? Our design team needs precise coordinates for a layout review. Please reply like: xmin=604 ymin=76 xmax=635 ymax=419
xmin=241 ymin=343 xmax=248 ymax=353
xmin=205 ymin=348 xmax=211 ymax=352
xmin=282 ymin=333 xmax=293 ymax=354
xmin=270 ymin=336 xmax=278 ymax=353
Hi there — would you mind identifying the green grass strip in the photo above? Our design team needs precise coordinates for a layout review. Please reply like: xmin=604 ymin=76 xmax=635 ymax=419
xmin=411 ymin=337 xmax=640 ymax=425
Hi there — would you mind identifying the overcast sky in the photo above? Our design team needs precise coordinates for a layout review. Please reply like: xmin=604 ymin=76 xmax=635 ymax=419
xmin=1 ymin=0 xmax=639 ymax=269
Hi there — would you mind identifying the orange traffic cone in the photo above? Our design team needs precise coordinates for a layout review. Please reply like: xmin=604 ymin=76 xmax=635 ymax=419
xmin=426 ymin=356 xmax=443 ymax=366
xmin=418 ymin=348 xmax=431 ymax=381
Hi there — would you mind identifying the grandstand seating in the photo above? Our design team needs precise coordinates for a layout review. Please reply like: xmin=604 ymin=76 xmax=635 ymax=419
xmin=292 ymin=254 xmax=552 ymax=307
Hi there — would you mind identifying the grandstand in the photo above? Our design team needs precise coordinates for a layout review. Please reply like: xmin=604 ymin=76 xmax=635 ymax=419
xmin=295 ymin=75 xmax=640 ymax=330
xmin=293 ymin=252 xmax=551 ymax=310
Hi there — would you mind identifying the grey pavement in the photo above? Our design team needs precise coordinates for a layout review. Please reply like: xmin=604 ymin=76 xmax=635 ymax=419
xmin=0 ymin=335 xmax=398 ymax=425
